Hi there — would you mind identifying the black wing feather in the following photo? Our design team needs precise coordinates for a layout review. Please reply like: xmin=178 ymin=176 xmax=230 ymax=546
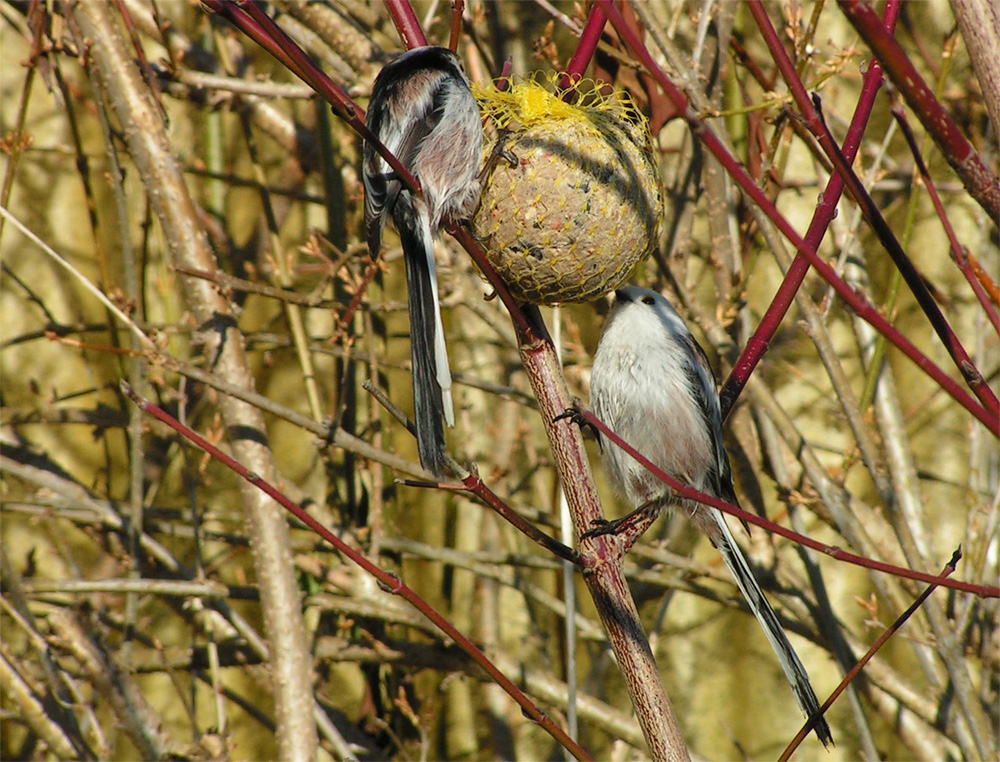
xmin=680 ymin=334 xmax=739 ymax=507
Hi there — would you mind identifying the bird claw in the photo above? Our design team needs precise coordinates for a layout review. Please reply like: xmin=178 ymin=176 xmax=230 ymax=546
xmin=479 ymin=129 xmax=518 ymax=183
xmin=581 ymin=504 xmax=659 ymax=544
xmin=580 ymin=517 xmax=616 ymax=540
xmin=554 ymin=403 xmax=600 ymax=443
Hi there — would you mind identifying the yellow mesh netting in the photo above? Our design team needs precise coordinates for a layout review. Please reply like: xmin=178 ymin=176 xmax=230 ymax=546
xmin=471 ymin=75 xmax=663 ymax=304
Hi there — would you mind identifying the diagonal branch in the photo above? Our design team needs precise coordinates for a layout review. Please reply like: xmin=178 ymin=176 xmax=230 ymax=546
xmin=747 ymin=0 xmax=998 ymax=418
xmin=838 ymin=0 xmax=1000 ymax=221
xmin=720 ymin=0 xmax=902 ymax=417
xmin=575 ymin=406 xmax=999 ymax=599
xmin=599 ymin=0 xmax=997 ymax=436
xmin=122 ymin=382 xmax=592 ymax=762
xmin=67 ymin=3 xmax=319 ymax=758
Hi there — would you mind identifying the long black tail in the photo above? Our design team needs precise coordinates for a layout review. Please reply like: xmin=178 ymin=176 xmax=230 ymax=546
xmin=713 ymin=512 xmax=834 ymax=747
xmin=395 ymin=202 xmax=451 ymax=475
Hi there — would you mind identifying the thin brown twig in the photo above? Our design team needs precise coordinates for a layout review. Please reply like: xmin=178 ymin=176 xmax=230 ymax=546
xmin=838 ymin=0 xmax=1000 ymax=221
xmin=599 ymin=0 xmax=997 ymax=435
xmin=780 ymin=548 xmax=962 ymax=761
xmin=574 ymin=405 xmax=997 ymax=599
xmin=888 ymin=102 xmax=1000 ymax=333
xmin=121 ymin=380 xmax=593 ymax=762
xmin=362 ymin=379 xmax=578 ymax=563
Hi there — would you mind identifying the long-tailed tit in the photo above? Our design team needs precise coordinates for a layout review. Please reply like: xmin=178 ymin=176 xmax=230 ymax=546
xmin=363 ymin=47 xmax=483 ymax=475
xmin=589 ymin=286 xmax=832 ymax=747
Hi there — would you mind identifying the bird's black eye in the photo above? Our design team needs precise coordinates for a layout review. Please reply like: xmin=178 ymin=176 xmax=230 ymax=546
xmin=641 ymin=296 xmax=655 ymax=305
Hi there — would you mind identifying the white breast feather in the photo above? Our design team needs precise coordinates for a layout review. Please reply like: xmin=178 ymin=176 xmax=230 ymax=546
xmin=592 ymin=301 xmax=714 ymax=509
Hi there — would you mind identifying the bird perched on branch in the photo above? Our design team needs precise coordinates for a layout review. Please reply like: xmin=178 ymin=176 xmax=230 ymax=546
xmin=363 ymin=47 xmax=483 ymax=475
xmin=589 ymin=286 xmax=833 ymax=748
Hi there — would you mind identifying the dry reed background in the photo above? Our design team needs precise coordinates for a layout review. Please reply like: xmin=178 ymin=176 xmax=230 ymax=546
xmin=1 ymin=1 xmax=997 ymax=760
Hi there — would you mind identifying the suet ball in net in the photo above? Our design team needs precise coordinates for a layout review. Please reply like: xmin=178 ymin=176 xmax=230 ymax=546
xmin=472 ymin=77 xmax=663 ymax=304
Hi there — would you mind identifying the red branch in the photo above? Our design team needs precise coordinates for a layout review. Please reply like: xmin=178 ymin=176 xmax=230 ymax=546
xmin=779 ymin=548 xmax=962 ymax=760
xmin=122 ymin=382 xmax=592 ymax=761
xmin=576 ymin=406 xmax=998 ymax=599
xmin=746 ymin=0 xmax=998 ymax=418
xmin=385 ymin=0 xmax=429 ymax=48
xmin=838 ymin=0 xmax=1000 ymax=221
xmin=597 ymin=0 xmax=997 ymax=436
xmin=448 ymin=0 xmax=464 ymax=52
xmin=890 ymin=104 xmax=1000 ymax=334
xmin=562 ymin=3 xmax=607 ymax=83
xmin=205 ymin=0 xmax=421 ymax=199
xmin=721 ymin=0 xmax=901 ymax=417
